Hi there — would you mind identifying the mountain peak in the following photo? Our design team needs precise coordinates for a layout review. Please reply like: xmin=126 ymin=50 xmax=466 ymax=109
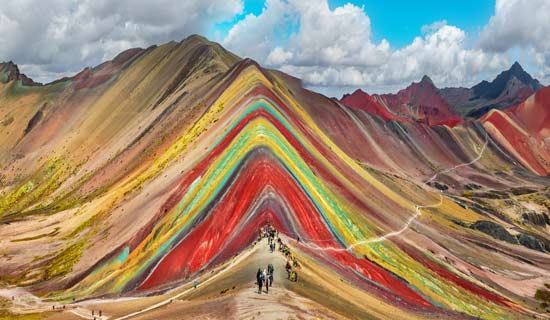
xmin=176 ymin=34 xmax=241 ymax=69
xmin=510 ymin=61 xmax=524 ymax=73
xmin=420 ymin=75 xmax=434 ymax=86
xmin=353 ymin=88 xmax=368 ymax=95
xmin=182 ymin=34 xmax=209 ymax=44
xmin=504 ymin=61 xmax=537 ymax=84
xmin=471 ymin=61 xmax=542 ymax=101
xmin=507 ymin=61 xmax=536 ymax=83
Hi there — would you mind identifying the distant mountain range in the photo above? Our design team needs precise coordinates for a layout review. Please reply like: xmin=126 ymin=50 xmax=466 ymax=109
xmin=441 ymin=61 xmax=543 ymax=117
xmin=342 ymin=75 xmax=462 ymax=126
xmin=342 ymin=61 xmax=544 ymax=123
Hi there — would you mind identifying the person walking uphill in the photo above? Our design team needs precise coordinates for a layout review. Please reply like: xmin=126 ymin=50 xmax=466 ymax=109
xmin=285 ymin=259 xmax=292 ymax=278
xmin=268 ymin=263 xmax=274 ymax=286
xmin=256 ymin=268 xmax=263 ymax=294
xmin=263 ymin=268 xmax=269 ymax=293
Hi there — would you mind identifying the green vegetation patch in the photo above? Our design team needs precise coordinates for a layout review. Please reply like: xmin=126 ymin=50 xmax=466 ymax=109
xmin=11 ymin=227 xmax=60 ymax=242
xmin=45 ymin=238 xmax=86 ymax=280
xmin=0 ymin=309 xmax=50 ymax=320
xmin=0 ymin=158 xmax=72 ymax=220
xmin=66 ymin=214 xmax=98 ymax=239
xmin=0 ymin=298 xmax=52 ymax=320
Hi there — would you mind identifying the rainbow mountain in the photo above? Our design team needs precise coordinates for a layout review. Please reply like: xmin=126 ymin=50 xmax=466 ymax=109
xmin=0 ymin=35 xmax=549 ymax=319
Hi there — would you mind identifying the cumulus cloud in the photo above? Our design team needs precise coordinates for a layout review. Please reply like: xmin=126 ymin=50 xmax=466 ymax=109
xmin=223 ymin=0 xmax=296 ymax=63
xmin=382 ymin=23 xmax=508 ymax=86
xmin=266 ymin=47 xmax=293 ymax=65
xmin=224 ymin=1 xmax=508 ymax=90
xmin=0 ymin=0 xmax=243 ymax=83
xmin=479 ymin=0 xmax=550 ymax=81
xmin=284 ymin=1 xmax=390 ymax=67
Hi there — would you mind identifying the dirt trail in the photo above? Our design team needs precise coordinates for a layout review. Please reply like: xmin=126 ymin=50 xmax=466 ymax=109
xmin=2 ymin=236 xmax=428 ymax=319
xmin=219 ymin=237 xmax=339 ymax=319
xmin=123 ymin=236 xmax=340 ymax=319
xmin=0 ymin=287 xmax=106 ymax=319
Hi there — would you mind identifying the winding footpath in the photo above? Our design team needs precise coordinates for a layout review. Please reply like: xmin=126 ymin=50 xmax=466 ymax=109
xmin=297 ymin=129 xmax=489 ymax=253
xmin=426 ymin=130 xmax=489 ymax=184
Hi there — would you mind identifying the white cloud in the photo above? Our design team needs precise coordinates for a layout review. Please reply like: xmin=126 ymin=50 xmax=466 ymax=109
xmin=223 ymin=0 xmax=295 ymax=63
xmin=383 ymin=23 xmax=508 ymax=86
xmin=285 ymin=1 xmax=390 ymax=67
xmin=223 ymin=0 xmax=509 ymax=90
xmin=266 ymin=47 xmax=293 ymax=65
xmin=421 ymin=20 xmax=448 ymax=34
xmin=479 ymin=0 xmax=550 ymax=82
xmin=479 ymin=0 xmax=550 ymax=52
xmin=0 ymin=0 xmax=243 ymax=83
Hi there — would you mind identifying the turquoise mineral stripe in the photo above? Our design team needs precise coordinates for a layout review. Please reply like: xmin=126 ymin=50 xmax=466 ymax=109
xmin=173 ymin=118 xmax=368 ymax=254
xmin=122 ymin=99 xmax=383 ymax=290
xmin=139 ymin=102 xmax=376 ymax=281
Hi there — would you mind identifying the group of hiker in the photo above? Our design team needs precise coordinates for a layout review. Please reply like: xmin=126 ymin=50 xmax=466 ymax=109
xmin=259 ymin=224 xmax=278 ymax=252
xmin=256 ymin=263 xmax=274 ymax=294
xmin=255 ymin=223 xmax=300 ymax=294
xmin=51 ymin=304 xmax=102 ymax=320
xmin=281 ymin=240 xmax=299 ymax=282
xmin=91 ymin=309 xmax=102 ymax=319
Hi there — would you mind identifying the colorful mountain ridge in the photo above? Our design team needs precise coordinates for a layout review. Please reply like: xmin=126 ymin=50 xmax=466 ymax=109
xmin=0 ymin=35 xmax=549 ymax=319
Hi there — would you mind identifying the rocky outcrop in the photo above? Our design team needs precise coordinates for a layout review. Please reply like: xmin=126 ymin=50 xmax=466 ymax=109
xmin=471 ymin=220 xmax=549 ymax=253
xmin=470 ymin=220 xmax=518 ymax=244
xmin=464 ymin=183 xmax=482 ymax=190
xmin=521 ymin=212 xmax=550 ymax=227
xmin=0 ymin=61 xmax=41 ymax=86
xmin=427 ymin=181 xmax=449 ymax=191
xmin=517 ymin=234 xmax=547 ymax=253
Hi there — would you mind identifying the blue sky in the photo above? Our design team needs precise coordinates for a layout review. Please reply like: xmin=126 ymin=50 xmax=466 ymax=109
xmin=209 ymin=0 xmax=266 ymax=39
xmin=211 ymin=0 xmax=495 ymax=49
xmin=332 ymin=0 xmax=494 ymax=47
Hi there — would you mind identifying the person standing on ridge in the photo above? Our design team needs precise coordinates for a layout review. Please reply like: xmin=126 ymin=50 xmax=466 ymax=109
xmin=285 ymin=259 xmax=292 ymax=278
xmin=256 ymin=268 xmax=263 ymax=294
xmin=268 ymin=263 xmax=274 ymax=286
xmin=263 ymin=268 xmax=269 ymax=293
xmin=290 ymin=270 xmax=298 ymax=282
